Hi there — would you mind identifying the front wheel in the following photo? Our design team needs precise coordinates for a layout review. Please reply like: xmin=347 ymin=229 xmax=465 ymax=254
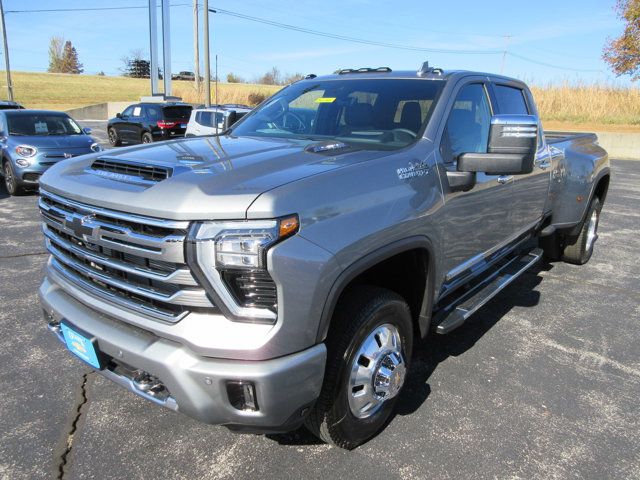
xmin=108 ymin=127 xmax=122 ymax=146
xmin=3 ymin=161 xmax=23 ymax=196
xmin=305 ymin=286 xmax=413 ymax=449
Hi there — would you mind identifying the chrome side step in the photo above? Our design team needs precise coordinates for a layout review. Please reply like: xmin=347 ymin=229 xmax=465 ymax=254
xmin=434 ymin=248 xmax=543 ymax=334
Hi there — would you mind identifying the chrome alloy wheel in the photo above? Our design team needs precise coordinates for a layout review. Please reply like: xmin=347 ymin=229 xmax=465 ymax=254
xmin=586 ymin=208 xmax=599 ymax=251
xmin=348 ymin=323 xmax=406 ymax=419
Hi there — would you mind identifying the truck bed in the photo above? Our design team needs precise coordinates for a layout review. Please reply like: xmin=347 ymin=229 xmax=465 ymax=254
xmin=544 ymin=131 xmax=597 ymax=145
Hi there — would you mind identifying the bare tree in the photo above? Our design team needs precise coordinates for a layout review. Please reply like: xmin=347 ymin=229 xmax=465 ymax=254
xmin=47 ymin=36 xmax=65 ymax=73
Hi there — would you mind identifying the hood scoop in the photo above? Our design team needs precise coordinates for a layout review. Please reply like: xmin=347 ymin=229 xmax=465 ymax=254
xmin=87 ymin=157 xmax=173 ymax=186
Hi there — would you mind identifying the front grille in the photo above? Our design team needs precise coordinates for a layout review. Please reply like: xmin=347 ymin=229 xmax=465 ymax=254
xmin=39 ymin=189 xmax=213 ymax=322
xmin=90 ymin=158 xmax=172 ymax=183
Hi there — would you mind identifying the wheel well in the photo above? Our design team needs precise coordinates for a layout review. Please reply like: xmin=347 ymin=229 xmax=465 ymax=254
xmin=594 ymin=175 xmax=610 ymax=204
xmin=336 ymin=248 xmax=430 ymax=337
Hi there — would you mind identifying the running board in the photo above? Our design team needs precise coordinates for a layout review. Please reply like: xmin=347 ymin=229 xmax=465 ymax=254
xmin=434 ymin=248 xmax=543 ymax=334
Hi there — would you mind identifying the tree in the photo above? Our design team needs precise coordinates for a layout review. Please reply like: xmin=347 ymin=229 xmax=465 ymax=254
xmin=48 ymin=37 xmax=83 ymax=74
xmin=226 ymin=72 xmax=244 ymax=83
xmin=284 ymin=72 xmax=305 ymax=84
xmin=61 ymin=40 xmax=83 ymax=74
xmin=603 ymin=0 xmax=640 ymax=80
xmin=258 ymin=66 xmax=281 ymax=85
xmin=47 ymin=36 xmax=65 ymax=73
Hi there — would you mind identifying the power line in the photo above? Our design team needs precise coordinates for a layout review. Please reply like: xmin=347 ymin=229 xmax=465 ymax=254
xmin=506 ymin=52 xmax=602 ymax=73
xmin=5 ymin=3 xmax=191 ymax=14
xmin=210 ymin=7 xmax=502 ymax=55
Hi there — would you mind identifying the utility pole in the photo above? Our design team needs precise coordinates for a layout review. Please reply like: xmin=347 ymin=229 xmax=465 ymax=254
xmin=500 ymin=34 xmax=512 ymax=75
xmin=0 ymin=0 xmax=14 ymax=101
xmin=203 ymin=0 xmax=211 ymax=107
xmin=215 ymin=54 xmax=218 ymax=106
xmin=193 ymin=0 xmax=200 ymax=91
xmin=148 ymin=0 xmax=159 ymax=95
xmin=161 ymin=0 xmax=172 ymax=96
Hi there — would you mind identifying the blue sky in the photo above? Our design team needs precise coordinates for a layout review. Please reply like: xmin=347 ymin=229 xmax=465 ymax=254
xmin=2 ymin=0 xmax=633 ymax=86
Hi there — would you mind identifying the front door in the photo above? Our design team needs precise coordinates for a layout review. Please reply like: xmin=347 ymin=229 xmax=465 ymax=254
xmin=439 ymin=82 xmax=517 ymax=284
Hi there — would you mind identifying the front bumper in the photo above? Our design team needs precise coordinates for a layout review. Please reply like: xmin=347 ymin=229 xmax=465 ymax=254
xmin=40 ymin=277 xmax=326 ymax=431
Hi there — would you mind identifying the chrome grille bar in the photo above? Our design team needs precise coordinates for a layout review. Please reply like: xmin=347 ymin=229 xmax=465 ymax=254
xmin=39 ymin=189 xmax=215 ymax=322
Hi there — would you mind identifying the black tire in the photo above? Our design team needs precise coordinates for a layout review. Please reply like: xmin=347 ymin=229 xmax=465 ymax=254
xmin=141 ymin=132 xmax=153 ymax=144
xmin=562 ymin=197 xmax=602 ymax=265
xmin=3 ymin=160 xmax=23 ymax=196
xmin=305 ymin=286 xmax=413 ymax=449
xmin=108 ymin=127 xmax=122 ymax=147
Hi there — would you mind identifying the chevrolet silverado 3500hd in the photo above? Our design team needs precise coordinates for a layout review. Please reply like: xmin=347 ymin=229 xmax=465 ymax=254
xmin=39 ymin=64 xmax=610 ymax=449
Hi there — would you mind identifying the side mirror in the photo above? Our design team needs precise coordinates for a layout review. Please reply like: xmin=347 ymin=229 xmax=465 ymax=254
xmin=458 ymin=114 xmax=538 ymax=175
xmin=83 ymin=127 xmax=92 ymax=134
xmin=116 ymin=112 xmax=122 ymax=119
xmin=223 ymin=110 xmax=238 ymax=131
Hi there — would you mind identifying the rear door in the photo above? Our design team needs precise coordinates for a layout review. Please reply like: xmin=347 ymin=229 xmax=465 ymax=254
xmin=490 ymin=82 xmax=551 ymax=230
xmin=438 ymin=80 xmax=517 ymax=282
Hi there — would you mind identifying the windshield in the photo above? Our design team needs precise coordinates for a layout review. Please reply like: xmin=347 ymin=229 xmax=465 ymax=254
xmin=231 ymin=78 xmax=444 ymax=150
xmin=7 ymin=114 xmax=83 ymax=136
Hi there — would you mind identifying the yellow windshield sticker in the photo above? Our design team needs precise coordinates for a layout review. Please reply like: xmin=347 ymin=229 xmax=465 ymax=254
xmin=315 ymin=97 xmax=336 ymax=103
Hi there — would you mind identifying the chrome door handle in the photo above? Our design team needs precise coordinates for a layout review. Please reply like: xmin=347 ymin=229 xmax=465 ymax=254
xmin=497 ymin=175 xmax=513 ymax=184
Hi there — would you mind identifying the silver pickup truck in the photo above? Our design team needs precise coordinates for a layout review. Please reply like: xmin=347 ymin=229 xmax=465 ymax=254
xmin=38 ymin=64 xmax=610 ymax=449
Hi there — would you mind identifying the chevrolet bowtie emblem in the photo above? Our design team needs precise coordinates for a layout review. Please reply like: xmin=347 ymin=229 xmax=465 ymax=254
xmin=64 ymin=214 xmax=95 ymax=238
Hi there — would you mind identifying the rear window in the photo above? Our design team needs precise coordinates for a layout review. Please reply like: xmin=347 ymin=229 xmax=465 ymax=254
xmin=162 ymin=106 xmax=192 ymax=120
xmin=494 ymin=85 xmax=529 ymax=114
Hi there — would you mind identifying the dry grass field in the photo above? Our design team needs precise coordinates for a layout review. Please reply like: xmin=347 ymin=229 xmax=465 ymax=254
xmin=7 ymin=71 xmax=280 ymax=111
xmin=4 ymin=71 xmax=639 ymax=132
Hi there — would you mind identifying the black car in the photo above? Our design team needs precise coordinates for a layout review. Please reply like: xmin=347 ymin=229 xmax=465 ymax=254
xmin=107 ymin=102 xmax=193 ymax=146
xmin=0 ymin=100 xmax=25 ymax=110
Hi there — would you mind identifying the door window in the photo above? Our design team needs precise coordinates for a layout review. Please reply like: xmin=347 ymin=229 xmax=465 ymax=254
xmin=131 ymin=106 xmax=143 ymax=118
xmin=494 ymin=85 xmax=529 ymax=114
xmin=121 ymin=106 xmax=134 ymax=118
xmin=441 ymin=83 xmax=491 ymax=163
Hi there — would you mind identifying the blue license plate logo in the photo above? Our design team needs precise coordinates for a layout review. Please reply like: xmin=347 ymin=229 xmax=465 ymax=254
xmin=60 ymin=323 xmax=102 ymax=369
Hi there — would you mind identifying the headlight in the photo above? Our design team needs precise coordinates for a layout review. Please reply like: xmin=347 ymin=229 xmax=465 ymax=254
xmin=90 ymin=142 xmax=102 ymax=152
xmin=189 ymin=215 xmax=299 ymax=323
xmin=15 ymin=145 xmax=37 ymax=157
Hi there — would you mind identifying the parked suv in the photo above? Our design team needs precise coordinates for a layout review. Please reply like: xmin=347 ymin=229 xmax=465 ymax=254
xmin=172 ymin=71 xmax=197 ymax=81
xmin=1 ymin=110 xmax=100 ymax=195
xmin=185 ymin=104 xmax=251 ymax=137
xmin=0 ymin=100 xmax=25 ymax=110
xmin=107 ymin=102 xmax=193 ymax=146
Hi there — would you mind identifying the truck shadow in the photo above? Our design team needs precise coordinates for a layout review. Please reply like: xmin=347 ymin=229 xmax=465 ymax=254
xmin=266 ymin=262 xmax=551 ymax=447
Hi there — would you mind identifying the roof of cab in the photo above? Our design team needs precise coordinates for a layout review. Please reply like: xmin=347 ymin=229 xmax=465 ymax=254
xmin=304 ymin=68 xmax=523 ymax=84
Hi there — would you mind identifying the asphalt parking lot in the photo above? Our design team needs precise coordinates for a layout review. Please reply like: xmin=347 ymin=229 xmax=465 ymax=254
xmin=1 ymin=152 xmax=638 ymax=479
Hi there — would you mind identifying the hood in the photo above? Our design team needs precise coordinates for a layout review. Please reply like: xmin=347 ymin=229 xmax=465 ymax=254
xmin=40 ymin=135 xmax=393 ymax=220
xmin=10 ymin=134 xmax=97 ymax=151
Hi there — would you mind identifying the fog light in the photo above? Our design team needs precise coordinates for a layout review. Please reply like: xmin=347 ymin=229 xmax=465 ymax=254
xmin=16 ymin=158 xmax=30 ymax=167
xmin=226 ymin=381 xmax=258 ymax=411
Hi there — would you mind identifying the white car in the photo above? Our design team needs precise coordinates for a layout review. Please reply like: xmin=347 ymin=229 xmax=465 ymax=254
xmin=185 ymin=105 xmax=251 ymax=137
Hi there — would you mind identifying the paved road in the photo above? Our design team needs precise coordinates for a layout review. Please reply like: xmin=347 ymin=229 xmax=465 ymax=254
xmin=1 ymin=160 xmax=638 ymax=480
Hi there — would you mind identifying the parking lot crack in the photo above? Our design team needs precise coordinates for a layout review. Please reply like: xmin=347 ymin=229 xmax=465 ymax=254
xmin=54 ymin=372 xmax=94 ymax=479
xmin=0 ymin=251 xmax=47 ymax=259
